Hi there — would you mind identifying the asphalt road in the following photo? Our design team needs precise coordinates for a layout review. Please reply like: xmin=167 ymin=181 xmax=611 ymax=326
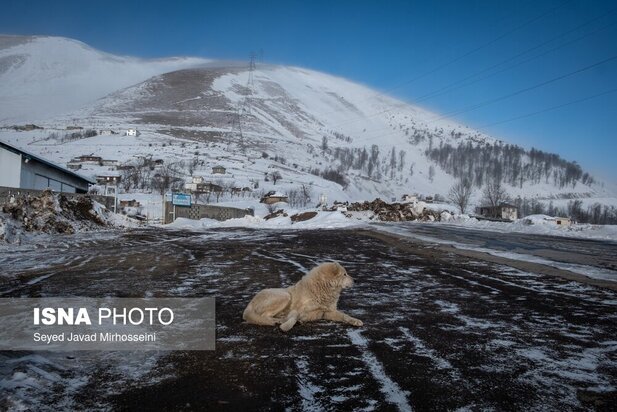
xmin=376 ymin=222 xmax=617 ymax=276
xmin=1 ymin=228 xmax=616 ymax=411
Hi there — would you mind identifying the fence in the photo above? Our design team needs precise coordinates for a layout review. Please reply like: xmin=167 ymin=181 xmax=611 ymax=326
xmin=163 ymin=201 xmax=254 ymax=224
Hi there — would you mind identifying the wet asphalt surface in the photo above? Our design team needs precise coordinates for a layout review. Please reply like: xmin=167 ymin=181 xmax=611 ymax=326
xmin=0 ymin=227 xmax=616 ymax=411
xmin=380 ymin=223 xmax=617 ymax=275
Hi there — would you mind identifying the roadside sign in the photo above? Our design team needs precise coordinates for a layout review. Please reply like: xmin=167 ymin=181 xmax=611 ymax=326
xmin=172 ymin=193 xmax=192 ymax=207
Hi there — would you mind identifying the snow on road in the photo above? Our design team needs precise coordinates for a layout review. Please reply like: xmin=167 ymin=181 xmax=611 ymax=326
xmin=347 ymin=329 xmax=412 ymax=411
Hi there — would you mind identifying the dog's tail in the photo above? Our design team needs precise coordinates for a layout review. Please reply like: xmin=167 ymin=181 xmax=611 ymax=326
xmin=243 ymin=305 xmax=277 ymax=326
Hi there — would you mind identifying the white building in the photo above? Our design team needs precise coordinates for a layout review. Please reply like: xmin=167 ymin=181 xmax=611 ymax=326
xmin=0 ymin=140 xmax=94 ymax=193
xmin=126 ymin=128 xmax=140 ymax=137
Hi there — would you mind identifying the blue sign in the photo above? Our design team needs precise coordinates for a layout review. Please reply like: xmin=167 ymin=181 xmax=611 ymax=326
xmin=172 ymin=193 xmax=192 ymax=207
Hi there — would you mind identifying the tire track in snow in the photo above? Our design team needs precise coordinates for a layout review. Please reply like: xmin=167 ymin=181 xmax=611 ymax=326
xmin=347 ymin=329 xmax=412 ymax=411
xmin=398 ymin=326 xmax=461 ymax=379
xmin=294 ymin=356 xmax=324 ymax=412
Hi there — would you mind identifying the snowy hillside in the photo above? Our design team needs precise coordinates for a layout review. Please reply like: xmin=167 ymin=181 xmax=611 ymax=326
xmin=1 ymin=35 xmax=615 ymax=213
xmin=0 ymin=35 xmax=209 ymax=122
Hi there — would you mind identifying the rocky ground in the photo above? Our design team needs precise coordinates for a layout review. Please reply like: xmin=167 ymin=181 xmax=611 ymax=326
xmin=1 ymin=227 xmax=615 ymax=411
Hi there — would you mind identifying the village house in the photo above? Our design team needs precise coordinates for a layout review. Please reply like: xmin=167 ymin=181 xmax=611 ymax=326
xmin=545 ymin=216 xmax=573 ymax=226
xmin=119 ymin=199 xmax=141 ymax=208
xmin=401 ymin=194 xmax=417 ymax=203
xmin=185 ymin=176 xmax=205 ymax=192
xmin=68 ymin=155 xmax=117 ymax=169
xmin=115 ymin=164 xmax=136 ymax=171
xmin=184 ymin=176 xmax=222 ymax=194
xmin=73 ymin=155 xmax=102 ymax=163
xmin=99 ymin=129 xmax=117 ymax=136
xmin=476 ymin=203 xmax=519 ymax=221
xmin=126 ymin=128 xmax=140 ymax=137
xmin=95 ymin=174 xmax=121 ymax=186
xmin=212 ymin=165 xmax=226 ymax=174
xmin=260 ymin=191 xmax=289 ymax=205
xmin=12 ymin=124 xmax=42 ymax=131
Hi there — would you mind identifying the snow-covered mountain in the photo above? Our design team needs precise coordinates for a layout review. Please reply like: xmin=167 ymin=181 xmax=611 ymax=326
xmin=1 ymin=35 xmax=615 ymax=211
xmin=0 ymin=35 xmax=209 ymax=122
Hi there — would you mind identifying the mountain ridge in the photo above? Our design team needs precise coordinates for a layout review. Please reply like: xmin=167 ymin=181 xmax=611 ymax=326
xmin=1 ymin=35 xmax=615 ymax=213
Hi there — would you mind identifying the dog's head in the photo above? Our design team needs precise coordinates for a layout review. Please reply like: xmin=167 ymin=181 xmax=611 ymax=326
xmin=320 ymin=261 xmax=354 ymax=289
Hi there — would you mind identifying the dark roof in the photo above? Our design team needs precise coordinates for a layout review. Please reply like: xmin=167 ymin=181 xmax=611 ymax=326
xmin=0 ymin=140 xmax=96 ymax=184
xmin=478 ymin=203 xmax=518 ymax=209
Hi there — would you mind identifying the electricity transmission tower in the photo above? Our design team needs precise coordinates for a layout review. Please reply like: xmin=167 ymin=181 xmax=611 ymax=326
xmin=247 ymin=51 xmax=257 ymax=88
xmin=232 ymin=52 xmax=258 ymax=153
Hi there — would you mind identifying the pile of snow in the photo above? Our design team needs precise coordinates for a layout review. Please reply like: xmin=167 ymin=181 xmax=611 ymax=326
xmin=166 ymin=209 xmax=365 ymax=231
xmin=445 ymin=214 xmax=617 ymax=241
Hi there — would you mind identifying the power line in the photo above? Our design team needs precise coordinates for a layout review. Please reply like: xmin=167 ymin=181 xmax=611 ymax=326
xmin=477 ymin=86 xmax=617 ymax=128
xmin=320 ymin=40 xmax=617 ymax=144
xmin=412 ymin=11 xmax=617 ymax=104
xmin=340 ymin=84 xmax=617 ymax=146
xmin=326 ymin=8 xmax=616 ymax=130
xmin=380 ymin=0 xmax=572 ymax=94
xmin=307 ymin=0 xmax=572 ymax=128
xmin=428 ymin=52 xmax=617 ymax=123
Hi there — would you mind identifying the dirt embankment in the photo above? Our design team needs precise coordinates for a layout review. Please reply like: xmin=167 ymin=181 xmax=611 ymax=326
xmin=343 ymin=198 xmax=448 ymax=222
xmin=0 ymin=189 xmax=122 ymax=243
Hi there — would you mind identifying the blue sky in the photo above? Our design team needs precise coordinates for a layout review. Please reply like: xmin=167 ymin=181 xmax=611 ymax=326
xmin=2 ymin=0 xmax=617 ymax=179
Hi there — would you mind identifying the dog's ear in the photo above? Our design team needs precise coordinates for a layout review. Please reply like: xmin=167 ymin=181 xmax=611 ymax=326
xmin=333 ymin=261 xmax=344 ymax=275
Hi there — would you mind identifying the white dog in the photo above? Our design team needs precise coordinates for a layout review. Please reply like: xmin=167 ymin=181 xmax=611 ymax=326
xmin=243 ymin=262 xmax=363 ymax=332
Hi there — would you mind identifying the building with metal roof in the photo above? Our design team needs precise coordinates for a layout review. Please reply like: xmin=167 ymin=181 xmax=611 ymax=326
xmin=0 ymin=140 xmax=95 ymax=193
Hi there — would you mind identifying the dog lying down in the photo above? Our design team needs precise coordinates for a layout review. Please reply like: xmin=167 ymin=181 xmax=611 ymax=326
xmin=243 ymin=262 xmax=363 ymax=332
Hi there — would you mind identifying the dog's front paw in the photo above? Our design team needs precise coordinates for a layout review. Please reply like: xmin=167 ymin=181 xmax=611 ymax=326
xmin=349 ymin=318 xmax=363 ymax=327
xmin=280 ymin=321 xmax=294 ymax=332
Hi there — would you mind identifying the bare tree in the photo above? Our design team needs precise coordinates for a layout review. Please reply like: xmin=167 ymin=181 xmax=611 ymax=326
xmin=482 ymin=179 xmax=509 ymax=217
xmin=428 ymin=165 xmax=435 ymax=183
xmin=265 ymin=202 xmax=278 ymax=214
xmin=152 ymin=165 xmax=182 ymax=195
xmin=448 ymin=178 xmax=474 ymax=214
xmin=300 ymin=184 xmax=312 ymax=207
xmin=271 ymin=171 xmax=282 ymax=185
xmin=398 ymin=150 xmax=406 ymax=172
xmin=287 ymin=188 xmax=299 ymax=207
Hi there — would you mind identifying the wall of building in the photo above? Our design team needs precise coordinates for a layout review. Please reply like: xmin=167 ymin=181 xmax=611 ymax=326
xmin=20 ymin=158 xmax=91 ymax=193
xmin=0 ymin=147 xmax=22 ymax=188
xmin=501 ymin=208 xmax=518 ymax=220
xmin=163 ymin=202 xmax=254 ymax=224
